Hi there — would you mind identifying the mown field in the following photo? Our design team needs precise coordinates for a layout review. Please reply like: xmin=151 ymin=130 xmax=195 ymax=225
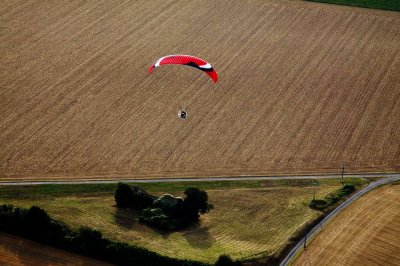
xmin=0 ymin=232 xmax=112 ymax=266
xmin=1 ymin=1 xmax=400 ymax=181
xmin=294 ymin=182 xmax=400 ymax=266
xmin=0 ymin=178 xmax=364 ymax=263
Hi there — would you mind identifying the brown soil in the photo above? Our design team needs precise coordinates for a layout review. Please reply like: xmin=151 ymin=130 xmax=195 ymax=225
xmin=0 ymin=232 xmax=111 ymax=266
xmin=1 ymin=1 xmax=400 ymax=181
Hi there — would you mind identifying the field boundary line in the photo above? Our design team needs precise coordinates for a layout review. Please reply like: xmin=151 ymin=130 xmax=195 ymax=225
xmin=0 ymin=172 xmax=397 ymax=186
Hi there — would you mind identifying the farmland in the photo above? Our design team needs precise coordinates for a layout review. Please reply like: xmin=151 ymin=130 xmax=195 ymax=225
xmin=0 ymin=232 xmax=112 ymax=266
xmin=294 ymin=183 xmax=400 ymax=266
xmin=0 ymin=178 xmax=359 ymax=263
xmin=307 ymin=0 xmax=400 ymax=11
xmin=1 ymin=1 xmax=400 ymax=181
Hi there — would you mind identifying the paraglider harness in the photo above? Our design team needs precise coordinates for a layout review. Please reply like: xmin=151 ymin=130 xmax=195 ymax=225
xmin=178 ymin=108 xmax=187 ymax=119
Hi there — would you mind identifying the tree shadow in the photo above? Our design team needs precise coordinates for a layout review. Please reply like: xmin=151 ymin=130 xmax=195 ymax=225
xmin=113 ymin=207 xmax=173 ymax=239
xmin=181 ymin=222 xmax=215 ymax=249
xmin=113 ymin=206 xmax=138 ymax=229
xmin=150 ymin=226 xmax=172 ymax=240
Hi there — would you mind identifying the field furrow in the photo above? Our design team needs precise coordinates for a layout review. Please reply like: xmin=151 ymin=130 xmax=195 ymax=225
xmin=1 ymin=0 xmax=400 ymax=180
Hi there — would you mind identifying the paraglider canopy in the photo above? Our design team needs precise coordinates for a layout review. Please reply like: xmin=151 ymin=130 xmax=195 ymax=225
xmin=148 ymin=55 xmax=218 ymax=83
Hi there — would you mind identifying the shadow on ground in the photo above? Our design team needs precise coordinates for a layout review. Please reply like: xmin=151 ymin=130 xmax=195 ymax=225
xmin=182 ymin=222 xmax=215 ymax=249
xmin=113 ymin=207 xmax=137 ymax=229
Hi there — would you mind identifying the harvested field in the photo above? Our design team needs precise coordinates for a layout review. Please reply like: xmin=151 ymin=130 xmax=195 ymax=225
xmin=1 ymin=0 xmax=400 ymax=180
xmin=0 ymin=180 xmax=344 ymax=263
xmin=0 ymin=232 xmax=111 ymax=266
xmin=307 ymin=0 xmax=400 ymax=11
xmin=294 ymin=183 xmax=400 ymax=266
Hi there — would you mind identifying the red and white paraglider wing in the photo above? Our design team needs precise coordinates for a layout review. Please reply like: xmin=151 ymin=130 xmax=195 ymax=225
xmin=148 ymin=55 xmax=218 ymax=83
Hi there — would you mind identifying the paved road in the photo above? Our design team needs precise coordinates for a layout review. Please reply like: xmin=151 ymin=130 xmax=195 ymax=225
xmin=0 ymin=173 xmax=397 ymax=186
xmin=280 ymin=173 xmax=400 ymax=266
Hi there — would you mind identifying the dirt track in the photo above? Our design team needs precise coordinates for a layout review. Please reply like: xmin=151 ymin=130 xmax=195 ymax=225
xmin=1 ymin=1 xmax=400 ymax=180
xmin=293 ymin=183 xmax=400 ymax=266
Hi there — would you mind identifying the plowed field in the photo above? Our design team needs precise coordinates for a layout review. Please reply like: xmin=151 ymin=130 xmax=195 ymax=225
xmin=1 ymin=1 xmax=400 ymax=180
xmin=294 ymin=183 xmax=400 ymax=266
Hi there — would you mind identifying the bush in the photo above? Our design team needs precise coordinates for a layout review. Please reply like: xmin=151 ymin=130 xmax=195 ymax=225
xmin=131 ymin=185 xmax=156 ymax=210
xmin=215 ymin=255 xmax=242 ymax=266
xmin=309 ymin=199 xmax=328 ymax=210
xmin=310 ymin=184 xmax=356 ymax=210
xmin=153 ymin=194 xmax=184 ymax=217
xmin=20 ymin=206 xmax=51 ymax=239
xmin=342 ymin=184 xmax=356 ymax=194
xmin=114 ymin=184 xmax=213 ymax=231
xmin=0 ymin=205 xmax=23 ymax=233
xmin=46 ymin=220 xmax=73 ymax=247
xmin=139 ymin=187 xmax=213 ymax=229
xmin=74 ymin=227 xmax=105 ymax=256
xmin=140 ymin=208 xmax=171 ymax=230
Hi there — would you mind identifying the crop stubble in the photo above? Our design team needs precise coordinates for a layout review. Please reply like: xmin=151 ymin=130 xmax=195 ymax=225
xmin=1 ymin=1 xmax=400 ymax=180
xmin=294 ymin=184 xmax=400 ymax=265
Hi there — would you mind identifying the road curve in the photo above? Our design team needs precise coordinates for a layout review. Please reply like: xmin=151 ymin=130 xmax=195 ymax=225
xmin=280 ymin=174 xmax=400 ymax=266
xmin=0 ymin=173 xmax=397 ymax=186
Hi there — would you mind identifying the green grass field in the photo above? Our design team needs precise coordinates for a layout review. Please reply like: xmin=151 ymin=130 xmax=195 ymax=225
xmin=307 ymin=0 xmax=400 ymax=11
xmin=0 ymin=178 xmax=367 ymax=263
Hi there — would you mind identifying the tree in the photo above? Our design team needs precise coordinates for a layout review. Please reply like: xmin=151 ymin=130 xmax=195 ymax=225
xmin=114 ymin=182 xmax=134 ymax=208
xmin=153 ymin=194 xmax=183 ymax=217
xmin=182 ymin=188 xmax=213 ymax=222
xmin=74 ymin=227 xmax=104 ymax=256
xmin=140 ymin=208 xmax=170 ymax=230
xmin=23 ymin=206 xmax=51 ymax=239
xmin=131 ymin=185 xmax=156 ymax=210
xmin=114 ymin=183 xmax=156 ymax=210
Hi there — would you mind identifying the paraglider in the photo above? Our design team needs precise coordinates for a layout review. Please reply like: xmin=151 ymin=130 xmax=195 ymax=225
xmin=148 ymin=55 xmax=217 ymax=119
xmin=148 ymin=55 xmax=218 ymax=83
xmin=178 ymin=107 xmax=187 ymax=119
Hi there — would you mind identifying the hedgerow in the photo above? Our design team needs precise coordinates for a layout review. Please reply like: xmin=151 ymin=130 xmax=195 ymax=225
xmin=0 ymin=204 xmax=208 ymax=266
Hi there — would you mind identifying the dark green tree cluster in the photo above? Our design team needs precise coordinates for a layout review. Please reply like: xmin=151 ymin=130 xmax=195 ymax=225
xmin=182 ymin=188 xmax=212 ymax=222
xmin=114 ymin=183 xmax=213 ymax=230
xmin=0 ymin=204 xmax=207 ymax=266
xmin=215 ymin=255 xmax=242 ymax=266
xmin=309 ymin=184 xmax=356 ymax=210
xmin=114 ymin=182 xmax=156 ymax=209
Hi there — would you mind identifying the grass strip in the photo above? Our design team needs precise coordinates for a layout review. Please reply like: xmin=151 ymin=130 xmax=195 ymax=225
xmin=306 ymin=0 xmax=400 ymax=11
xmin=0 ymin=178 xmax=366 ymax=199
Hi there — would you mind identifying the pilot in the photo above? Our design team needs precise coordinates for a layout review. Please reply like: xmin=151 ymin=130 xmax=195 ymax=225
xmin=178 ymin=109 xmax=187 ymax=119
